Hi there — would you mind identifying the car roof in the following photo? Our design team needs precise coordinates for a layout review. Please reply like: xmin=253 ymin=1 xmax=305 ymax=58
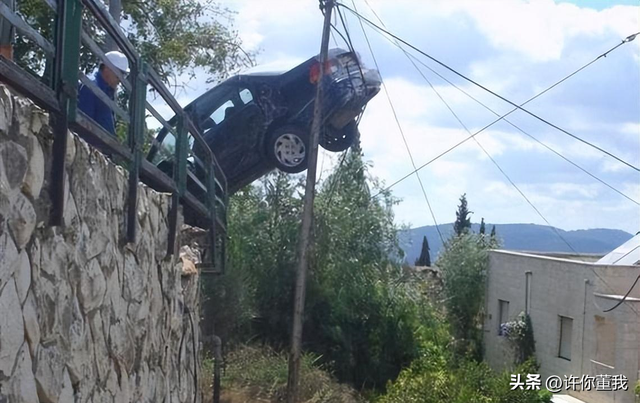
xmin=184 ymin=48 xmax=354 ymax=116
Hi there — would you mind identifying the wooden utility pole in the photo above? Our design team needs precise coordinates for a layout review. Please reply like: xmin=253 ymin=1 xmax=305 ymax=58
xmin=106 ymin=0 xmax=122 ymax=51
xmin=286 ymin=1 xmax=334 ymax=402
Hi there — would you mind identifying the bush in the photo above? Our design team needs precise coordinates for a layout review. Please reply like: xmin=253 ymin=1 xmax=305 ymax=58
xmin=221 ymin=345 xmax=363 ymax=403
xmin=438 ymin=233 xmax=492 ymax=360
xmin=378 ymin=355 xmax=552 ymax=403
xmin=501 ymin=312 xmax=536 ymax=365
xmin=206 ymin=150 xmax=433 ymax=391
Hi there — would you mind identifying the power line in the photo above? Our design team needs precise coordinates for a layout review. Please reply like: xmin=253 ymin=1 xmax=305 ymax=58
xmin=602 ymin=274 xmax=640 ymax=313
xmin=351 ymin=0 xmax=445 ymax=245
xmin=359 ymin=0 xmax=579 ymax=253
xmin=360 ymin=2 xmax=639 ymax=207
xmin=359 ymin=1 xmax=639 ymax=315
xmin=338 ymin=2 xmax=640 ymax=172
xmin=364 ymin=33 xmax=640 ymax=198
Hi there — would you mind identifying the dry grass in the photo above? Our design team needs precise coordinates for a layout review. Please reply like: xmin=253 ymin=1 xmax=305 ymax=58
xmin=202 ymin=345 xmax=364 ymax=403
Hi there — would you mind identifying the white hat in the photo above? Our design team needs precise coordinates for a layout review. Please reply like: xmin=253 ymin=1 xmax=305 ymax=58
xmin=104 ymin=51 xmax=130 ymax=74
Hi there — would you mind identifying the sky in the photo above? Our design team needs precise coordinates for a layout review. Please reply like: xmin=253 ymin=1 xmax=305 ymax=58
xmin=160 ymin=0 xmax=640 ymax=235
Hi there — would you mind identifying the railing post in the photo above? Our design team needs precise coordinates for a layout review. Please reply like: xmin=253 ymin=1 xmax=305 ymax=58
xmin=50 ymin=0 xmax=82 ymax=226
xmin=126 ymin=60 xmax=147 ymax=243
xmin=205 ymin=154 xmax=217 ymax=266
xmin=167 ymin=115 xmax=187 ymax=255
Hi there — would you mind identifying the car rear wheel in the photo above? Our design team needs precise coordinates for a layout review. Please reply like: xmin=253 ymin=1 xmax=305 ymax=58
xmin=267 ymin=126 xmax=309 ymax=173
xmin=322 ymin=120 xmax=357 ymax=152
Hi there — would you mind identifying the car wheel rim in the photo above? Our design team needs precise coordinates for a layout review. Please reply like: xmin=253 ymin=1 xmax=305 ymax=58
xmin=274 ymin=133 xmax=306 ymax=168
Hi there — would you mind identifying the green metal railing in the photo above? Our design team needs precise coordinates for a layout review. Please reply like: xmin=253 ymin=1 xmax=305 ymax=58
xmin=0 ymin=0 xmax=227 ymax=269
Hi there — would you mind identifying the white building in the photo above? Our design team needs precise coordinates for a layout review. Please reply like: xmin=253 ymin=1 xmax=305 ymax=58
xmin=484 ymin=243 xmax=640 ymax=403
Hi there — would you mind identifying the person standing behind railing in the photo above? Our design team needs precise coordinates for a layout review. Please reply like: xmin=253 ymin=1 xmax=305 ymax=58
xmin=78 ymin=51 xmax=129 ymax=135
xmin=0 ymin=0 xmax=14 ymax=60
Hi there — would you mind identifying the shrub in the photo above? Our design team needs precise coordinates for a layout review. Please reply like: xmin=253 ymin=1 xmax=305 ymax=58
xmin=222 ymin=345 xmax=363 ymax=403
xmin=501 ymin=312 xmax=536 ymax=365
xmin=378 ymin=355 xmax=552 ymax=403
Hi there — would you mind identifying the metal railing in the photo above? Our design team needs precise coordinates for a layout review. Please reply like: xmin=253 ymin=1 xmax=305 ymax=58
xmin=0 ymin=0 xmax=227 ymax=269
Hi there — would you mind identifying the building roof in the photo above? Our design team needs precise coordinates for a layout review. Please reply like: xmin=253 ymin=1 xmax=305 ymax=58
xmin=596 ymin=234 xmax=640 ymax=266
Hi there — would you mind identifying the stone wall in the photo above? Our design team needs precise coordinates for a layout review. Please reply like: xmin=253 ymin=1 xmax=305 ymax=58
xmin=0 ymin=85 xmax=203 ymax=402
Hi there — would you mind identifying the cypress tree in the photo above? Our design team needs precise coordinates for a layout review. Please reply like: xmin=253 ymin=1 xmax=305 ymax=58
xmin=453 ymin=193 xmax=472 ymax=237
xmin=479 ymin=218 xmax=486 ymax=235
xmin=415 ymin=236 xmax=431 ymax=266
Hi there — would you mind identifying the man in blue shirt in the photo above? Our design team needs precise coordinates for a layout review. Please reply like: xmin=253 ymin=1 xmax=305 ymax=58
xmin=78 ymin=51 xmax=130 ymax=136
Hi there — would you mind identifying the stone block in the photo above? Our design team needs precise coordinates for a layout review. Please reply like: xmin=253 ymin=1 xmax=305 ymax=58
xmin=58 ymin=369 xmax=73 ymax=403
xmin=65 ymin=132 xmax=76 ymax=169
xmin=88 ymin=311 xmax=109 ymax=383
xmin=123 ymin=251 xmax=144 ymax=303
xmin=77 ymin=259 xmax=106 ymax=315
xmin=0 ymin=141 xmax=28 ymax=200
xmin=23 ymin=291 xmax=40 ymax=358
xmin=9 ymin=343 xmax=39 ymax=403
xmin=35 ymin=344 xmax=65 ymax=403
xmin=0 ymin=232 xmax=19 ymax=293
xmin=67 ymin=295 xmax=93 ymax=385
xmin=14 ymin=250 xmax=30 ymax=305
xmin=0 ymin=86 xmax=13 ymax=135
xmin=8 ymin=193 xmax=37 ymax=250
xmin=22 ymin=133 xmax=44 ymax=199
xmin=0 ymin=279 xmax=25 ymax=378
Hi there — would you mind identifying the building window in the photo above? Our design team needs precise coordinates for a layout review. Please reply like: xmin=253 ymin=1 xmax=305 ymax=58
xmin=498 ymin=300 xmax=509 ymax=335
xmin=559 ymin=316 xmax=573 ymax=361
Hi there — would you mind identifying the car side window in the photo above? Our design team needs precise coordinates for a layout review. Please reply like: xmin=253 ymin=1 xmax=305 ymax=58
xmin=207 ymin=87 xmax=253 ymax=127
xmin=210 ymin=100 xmax=234 ymax=125
xmin=239 ymin=88 xmax=253 ymax=104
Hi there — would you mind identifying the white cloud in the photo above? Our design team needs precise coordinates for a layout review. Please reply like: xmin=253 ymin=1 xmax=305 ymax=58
xmin=203 ymin=0 xmax=639 ymax=235
xmin=440 ymin=0 xmax=639 ymax=62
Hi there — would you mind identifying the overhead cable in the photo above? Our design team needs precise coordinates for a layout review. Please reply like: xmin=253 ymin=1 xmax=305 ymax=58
xmin=351 ymin=0 xmax=445 ymax=244
xmin=359 ymin=0 xmax=578 ymax=253
xmin=360 ymin=0 xmax=639 ymax=206
xmin=338 ymin=2 xmax=640 ymax=172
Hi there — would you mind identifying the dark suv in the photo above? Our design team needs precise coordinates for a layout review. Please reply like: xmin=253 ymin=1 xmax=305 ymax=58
xmin=148 ymin=48 xmax=381 ymax=194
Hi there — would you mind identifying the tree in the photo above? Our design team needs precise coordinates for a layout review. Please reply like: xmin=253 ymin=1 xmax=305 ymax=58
xmin=453 ymin=193 xmax=472 ymax=237
xmin=14 ymin=0 xmax=254 ymax=88
xmin=121 ymin=0 xmax=254 ymax=85
xmin=490 ymin=225 xmax=497 ymax=242
xmin=479 ymin=218 xmax=486 ymax=235
xmin=209 ymin=146 xmax=431 ymax=390
xmin=415 ymin=236 xmax=431 ymax=267
xmin=438 ymin=233 xmax=488 ymax=360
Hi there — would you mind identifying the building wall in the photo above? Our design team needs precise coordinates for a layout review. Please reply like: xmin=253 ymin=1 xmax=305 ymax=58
xmin=0 ymin=85 xmax=202 ymax=402
xmin=484 ymin=250 xmax=639 ymax=403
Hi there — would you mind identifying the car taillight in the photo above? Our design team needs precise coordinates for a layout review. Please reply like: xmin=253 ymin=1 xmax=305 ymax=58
xmin=309 ymin=59 xmax=339 ymax=83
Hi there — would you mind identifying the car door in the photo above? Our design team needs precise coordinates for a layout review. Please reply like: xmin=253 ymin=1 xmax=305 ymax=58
xmin=195 ymin=85 xmax=267 ymax=192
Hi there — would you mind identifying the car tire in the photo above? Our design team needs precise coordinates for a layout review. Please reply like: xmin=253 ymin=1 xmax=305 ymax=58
xmin=322 ymin=120 xmax=357 ymax=152
xmin=266 ymin=125 xmax=309 ymax=173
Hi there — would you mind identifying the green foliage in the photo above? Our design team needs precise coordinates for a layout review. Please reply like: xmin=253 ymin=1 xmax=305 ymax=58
xmin=480 ymin=218 xmax=486 ymax=234
xmin=415 ymin=236 xmax=431 ymax=266
xmin=207 ymin=147 xmax=434 ymax=390
xmin=221 ymin=345 xmax=363 ymax=403
xmin=121 ymin=0 xmax=254 ymax=84
xmin=501 ymin=312 xmax=536 ymax=365
xmin=453 ymin=193 xmax=472 ymax=236
xmin=15 ymin=0 xmax=253 ymax=87
xmin=378 ymin=356 xmax=551 ymax=403
xmin=438 ymin=233 xmax=489 ymax=360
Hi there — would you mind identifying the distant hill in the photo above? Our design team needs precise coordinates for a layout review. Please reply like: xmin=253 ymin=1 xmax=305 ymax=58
xmin=399 ymin=223 xmax=633 ymax=264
